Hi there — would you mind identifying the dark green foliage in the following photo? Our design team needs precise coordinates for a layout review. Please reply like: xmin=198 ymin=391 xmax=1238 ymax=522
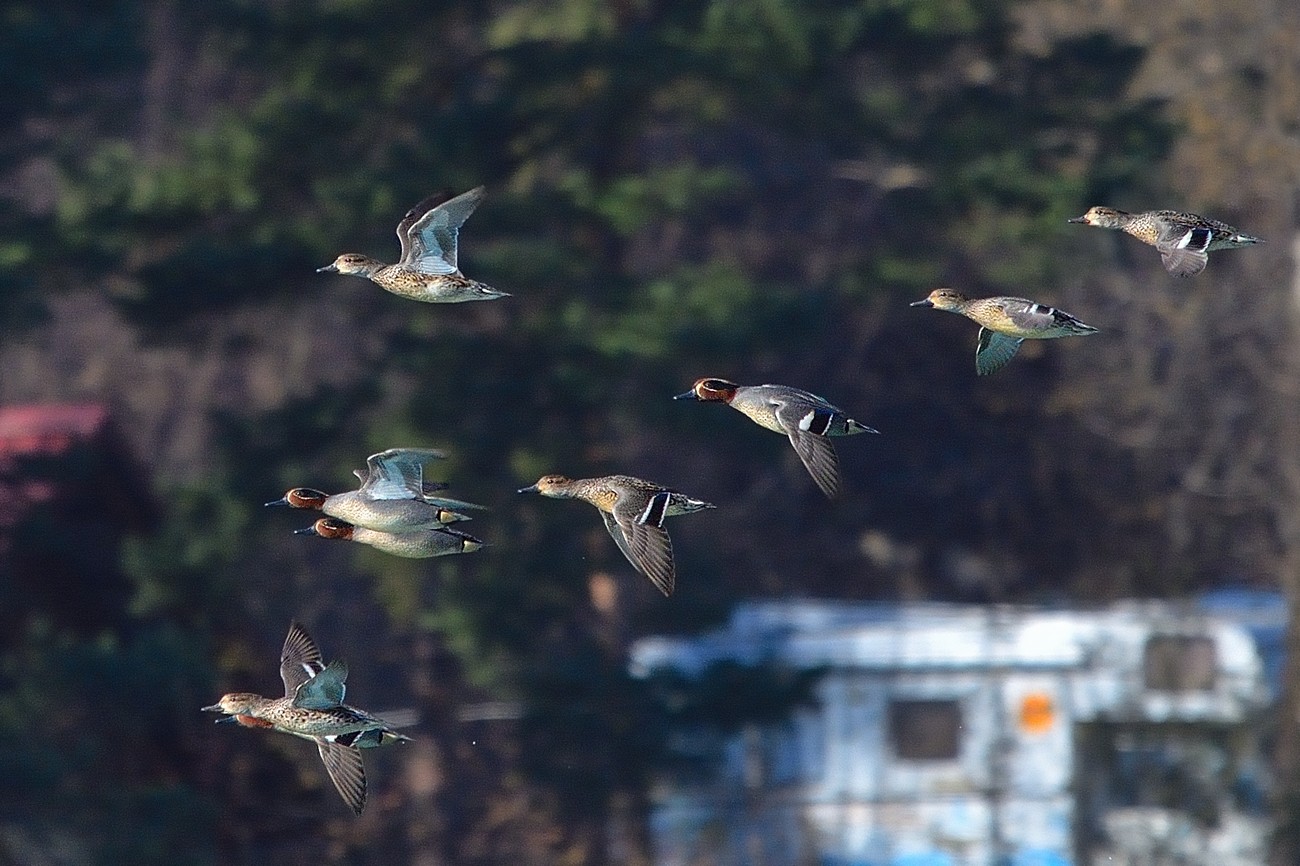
xmin=0 ymin=622 xmax=216 ymax=865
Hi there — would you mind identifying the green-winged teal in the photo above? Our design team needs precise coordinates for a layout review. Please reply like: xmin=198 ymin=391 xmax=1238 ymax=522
xmin=295 ymin=517 xmax=483 ymax=558
xmin=1068 ymin=206 xmax=1262 ymax=277
xmin=318 ymin=186 xmax=509 ymax=302
xmin=266 ymin=448 xmax=485 ymax=531
xmin=203 ymin=621 xmax=411 ymax=815
xmin=911 ymin=288 xmax=1099 ymax=376
xmin=517 ymin=474 xmax=713 ymax=597
xmin=674 ymin=378 xmax=878 ymax=499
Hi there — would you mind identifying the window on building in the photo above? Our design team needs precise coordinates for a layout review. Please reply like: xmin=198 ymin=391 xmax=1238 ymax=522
xmin=888 ymin=698 xmax=962 ymax=760
xmin=1143 ymin=635 xmax=1217 ymax=691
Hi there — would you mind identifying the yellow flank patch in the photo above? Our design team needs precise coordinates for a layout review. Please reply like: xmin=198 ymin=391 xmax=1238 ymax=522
xmin=589 ymin=489 xmax=619 ymax=512
xmin=966 ymin=303 xmax=1020 ymax=333
xmin=1124 ymin=223 xmax=1160 ymax=245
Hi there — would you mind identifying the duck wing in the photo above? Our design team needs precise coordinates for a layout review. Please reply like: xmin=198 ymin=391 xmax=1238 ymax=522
xmin=599 ymin=510 xmax=639 ymax=575
xmin=316 ymin=740 xmax=367 ymax=815
xmin=293 ymin=659 xmax=348 ymax=709
xmin=280 ymin=621 xmax=325 ymax=697
xmin=610 ymin=491 xmax=676 ymax=597
xmin=403 ymin=186 xmax=486 ymax=275
xmin=994 ymin=298 xmax=1060 ymax=331
xmin=359 ymin=448 xmax=446 ymax=501
xmin=1154 ymin=221 xmax=1213 ymax=277
xmin=353 ymin=468 xmax=450 ymax=497
xmin=395 ymin=190 xmax=455 ymax=264
xmin=420 ymin=494 xmax=488 ymax=511
xmin=773 ymin=398 xmax=842 ymax=499
xmin=1156 ymin=245 xmax=1209 ymax=277
xmin=975 ymin=328 xmax=1024 ymax=376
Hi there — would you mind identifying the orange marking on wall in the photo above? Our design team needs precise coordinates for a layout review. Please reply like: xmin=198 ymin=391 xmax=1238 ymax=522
xmin=1018 ymin=692 xmax=1055 ymax=734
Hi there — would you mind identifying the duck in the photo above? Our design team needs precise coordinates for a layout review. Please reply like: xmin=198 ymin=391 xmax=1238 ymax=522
xmin=295 ymin=517 xmax=483 ymax=558
xmin=203 ymin=621 xmax=411 ymax=815
xmin=1067 ymin=206 xmax=1262 ymax=277
xmin=516 ymin=474 xmax=714 ymax=597
xmin=911 ymin=288 xmax=1099 ymax=376
xmin=317 ymin=186 xmax=509 ymax=302
xmin=265 ymin=448 xmax=485 ymax=531
xmin=674 ymin=378 xmax=878 ymax=498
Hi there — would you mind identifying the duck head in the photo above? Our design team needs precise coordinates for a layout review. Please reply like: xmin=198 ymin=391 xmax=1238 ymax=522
xmin=1067 ymin=206 xmax=1128 ymax=227
xmin=674 ymin=378 xmax=740 ymax=403
xmin=910 ymin=288 xmax=969 ymax=311
xmin=266 ymin=487 xmax=329 ymax=510
xmin=517 ymin=474 xmax=574 ymax=498
xmin=203 ymin=692 xmax=264 ymax=717
xmin=295 ymin=517 xmax=355 ymax=540
xmin=318 ymin=253 xmax=384 ymax=276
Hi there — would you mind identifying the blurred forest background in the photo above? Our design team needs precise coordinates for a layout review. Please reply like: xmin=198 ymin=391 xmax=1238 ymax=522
xmin=2 ymin=0 xmax=1299 ymax=863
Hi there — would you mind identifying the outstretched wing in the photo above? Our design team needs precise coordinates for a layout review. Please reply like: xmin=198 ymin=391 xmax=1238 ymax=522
xmin=353 ymin=468 xmax=450 ymax=497
xmin=599 ymin=510 xmax=638 ymax=572
xmin=773 ymin=400 xmax=841 ymax=499
xmin=1155 ymin=222 xmax=1212 ymax=277
xmin=395 ymin=190 xmax=455 ymax=264
xmin=316 ymin=740 xmax=367 ymax=815
xmin=1157 ymin=246 xmax=1208 ymax=277
xmin=281 ymin=621 xmax=325 ymax=697
xmin=975 ymin=328 xmax=1024 ymax=376
xmin=610 ymin=491 xmax=676 ymax=596
xmin=360 ymin=448 xmax=446 ymax=501
xmin=293 ymin=659 xmax=348 ymax=709
xmin=404 ymin=186 xmax=486 ymax=275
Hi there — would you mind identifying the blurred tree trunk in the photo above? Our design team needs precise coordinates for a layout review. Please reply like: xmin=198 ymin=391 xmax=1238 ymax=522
xmin=1269 ymin=223 xmax=1300 ymax=864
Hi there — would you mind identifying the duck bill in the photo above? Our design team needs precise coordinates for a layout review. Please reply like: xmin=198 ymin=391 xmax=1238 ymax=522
xmin=909 ymin=298 xmax=934 ymax=307
xmin=293 ymin=525 xmax=321 ymax=536
xmin=672 ymin=390 xmax=698 ymax=401
xmin=1066 ymin=215 xmax=1088 ymax=224
xmin=264 ymin=497 xmax=290 ymax=507
xmin=516 ymin=484 xmax=539 ymax=494
xmin=201 ymin=703 xmax=225 ymax=713
xmin=316 ymin=263 xmax=339 ymax=273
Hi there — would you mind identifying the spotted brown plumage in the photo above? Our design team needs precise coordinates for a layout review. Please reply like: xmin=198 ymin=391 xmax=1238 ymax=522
xmin=203 ymin=622 xmax=412 ymax=815
xmin=516 ymin=474 xmax=713 ymax=596
xmin=317 ymin=186 xmax=510 ymax=302
xmin=1068 ymin=206 xmax=1262 ymax=277
xmin=911 ymin=288 xmax=1099 ymax=376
